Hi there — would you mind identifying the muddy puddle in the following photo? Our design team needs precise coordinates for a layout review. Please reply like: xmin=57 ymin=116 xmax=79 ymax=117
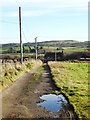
xmin=37 ymin=94 xmax=68 ymax=112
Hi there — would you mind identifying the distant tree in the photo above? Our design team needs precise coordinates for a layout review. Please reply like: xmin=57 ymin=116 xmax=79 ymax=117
xmin=40 ymin=46 xmax=43 ymax=49
xmin=57 ymin=48 xmax=59 ymax=50
xmin=30 ymin=49 xmax=35 ymax=53
xmin=23 ymin=46 xmax=25 ymax=53
xmin=17 ymin=50 xmax=20 ymax=53
xmin=22 ymin=45 xmax=30 ymax=53
xmin=28 ymin=46 xmax=31 ymax=52
xmin=37 ymin=46 xmax=39 ymax=50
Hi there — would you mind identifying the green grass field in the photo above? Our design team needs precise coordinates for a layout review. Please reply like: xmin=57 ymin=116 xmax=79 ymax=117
xmin=0 ymin=45 xmax=87 ymax=54
xmin=42 ymin=46 xmax=87 ymax=53
xmin=63 ymin=47 xmax=87 ymax=53
xmin=48 ymin=61 xmax=89 ymax=119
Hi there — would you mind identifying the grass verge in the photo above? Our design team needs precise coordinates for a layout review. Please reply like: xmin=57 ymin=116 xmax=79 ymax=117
xmin=0 ymin=59 xmax=42 ymax=90
xmin=48 ymin=61 xmax=89 ymax=119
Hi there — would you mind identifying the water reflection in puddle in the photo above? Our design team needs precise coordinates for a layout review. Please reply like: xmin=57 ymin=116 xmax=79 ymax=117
xmin=37 ymin=94 xmax=68 ymax=112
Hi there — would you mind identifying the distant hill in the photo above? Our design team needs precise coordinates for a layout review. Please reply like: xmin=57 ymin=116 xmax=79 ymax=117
xmin=1 ymin=40 xmax=89 ymax=48
xmin=1 ymin=43 xmax=20 ymax=48
xmin=24 ymin=40 xmax=89 ymax=48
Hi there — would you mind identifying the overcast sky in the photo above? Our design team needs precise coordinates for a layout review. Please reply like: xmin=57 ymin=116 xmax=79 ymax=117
xmin=0 ymin=0 xmax=89 ymax=43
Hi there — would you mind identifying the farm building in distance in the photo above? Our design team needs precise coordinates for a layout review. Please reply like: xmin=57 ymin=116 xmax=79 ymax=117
xmin=44 ymin=51 xmax=63 ymax=62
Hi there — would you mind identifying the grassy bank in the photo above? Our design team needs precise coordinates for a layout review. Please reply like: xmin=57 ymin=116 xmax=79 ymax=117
xmin=31 ymin=65 xmax=44 ymax=81
xmin=0 ymin=59 xmax=42 ymax=90
xmin=48 ymin=61 xmax=89 ymax=119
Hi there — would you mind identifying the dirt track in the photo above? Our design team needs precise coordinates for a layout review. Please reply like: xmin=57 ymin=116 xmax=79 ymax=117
xmin=1 ymin=63 xmax=77 ymax=119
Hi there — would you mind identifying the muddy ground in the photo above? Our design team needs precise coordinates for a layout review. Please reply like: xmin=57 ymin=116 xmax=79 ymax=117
xmin=1 ymin=63 xmax=78 ymax=119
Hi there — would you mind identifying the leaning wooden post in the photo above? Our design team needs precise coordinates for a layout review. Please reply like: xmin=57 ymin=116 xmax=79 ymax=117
xmin=19 ymin=6 xmax=23 ymax=64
